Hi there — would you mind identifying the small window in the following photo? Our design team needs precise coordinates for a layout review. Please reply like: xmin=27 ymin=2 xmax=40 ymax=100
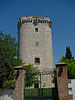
xmin=35 ymin=58 xmax=40 ymax=65
xmin=35 ymin=28 xmax=38 ymax=32
xmin=58 ymin=68 xmax=63 ymax=77
xmin=34 ymin=83 xmax=39 ymax=88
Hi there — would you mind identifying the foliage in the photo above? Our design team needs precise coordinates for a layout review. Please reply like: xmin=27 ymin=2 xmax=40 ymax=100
xmin=14 ymin=58 xmax=23 ymax=66
xmin=53 ymin=46 xmax=75 ymax=83
xmin=65 ymin=46 xmax=73 ymax=59
xmin=23 ymin=64 xmax=39 ymax=88
xmin=59 ymin=46 xmax=75 ymax=79
xmin=0 ymin=31 xmax=21 ymax=88
xmin=59 ymin=57 xmax=75 ymax=79
xmin=3 ymin=80 xmax=15 ymax=89
xmin=52 ymin=68 xmax=57 ymax=83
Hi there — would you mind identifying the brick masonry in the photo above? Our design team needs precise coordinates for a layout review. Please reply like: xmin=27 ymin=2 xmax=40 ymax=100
xmin=56 ymin=63 xmax=73 ymax=100
xmin=12 ymin=66 xmax=26 ymax=100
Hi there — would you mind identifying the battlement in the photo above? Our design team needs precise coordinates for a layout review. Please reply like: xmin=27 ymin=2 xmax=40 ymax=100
xmin=18 ymin=16 xmax=52 ymax=29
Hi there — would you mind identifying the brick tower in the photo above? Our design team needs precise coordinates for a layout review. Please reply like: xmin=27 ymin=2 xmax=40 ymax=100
xmin=18 ymin=16 xmax=54 ymax=88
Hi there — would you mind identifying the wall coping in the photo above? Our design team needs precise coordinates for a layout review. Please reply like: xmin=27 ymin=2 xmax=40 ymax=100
xmin=14 ymin=66 xmax=26 ymax=70
xmin=56 ymin=62 xmax=67 ymax=67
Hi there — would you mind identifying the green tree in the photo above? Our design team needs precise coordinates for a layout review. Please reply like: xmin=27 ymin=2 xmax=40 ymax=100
xmin=65 ymin=46 xmax=73 ymax=59
xmin=53 ymin=68 xmax=57 ymax=83
xmin=0 ymin=31 xmax=21 ymax=88
xmin=24 ymin=64 xmax=39 ymax=88
xmin=59 ymin=46 xmax=75 ymax=79
xmin=53 ymin=46 xmax=75 ymax=83
xmin=59 ymin=57 xmax=75 ymax=79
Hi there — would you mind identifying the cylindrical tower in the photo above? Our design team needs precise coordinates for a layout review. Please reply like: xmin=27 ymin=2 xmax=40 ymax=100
xmin=18 ymin=16 xmax=53 ymax=72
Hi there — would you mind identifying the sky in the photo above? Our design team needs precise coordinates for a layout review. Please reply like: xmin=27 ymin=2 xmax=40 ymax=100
xmin=0 ymin=0 xmax=75 ymax=67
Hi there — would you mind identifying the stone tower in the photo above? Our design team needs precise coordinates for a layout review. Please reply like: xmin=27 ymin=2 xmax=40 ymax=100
xmin=18 ymin=16 xmax=54 ymax=88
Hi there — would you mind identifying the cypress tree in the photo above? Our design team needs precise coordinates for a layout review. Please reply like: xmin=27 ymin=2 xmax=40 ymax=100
xmin=65 ymin=46 xmax=72 ymax=59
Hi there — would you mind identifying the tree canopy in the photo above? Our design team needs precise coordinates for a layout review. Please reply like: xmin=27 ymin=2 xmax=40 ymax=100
xmin=53 ymin=46 xmax=75 ymax=83
xmin=65 ymin=46 xmax=73 ymax=59
xmin=0 ymin=31 xmax=21 ymax=88
xmin=59 ymin=46 xmax=75 ymax=79
xmin=24 ymin=64 xmax=39 ymax=88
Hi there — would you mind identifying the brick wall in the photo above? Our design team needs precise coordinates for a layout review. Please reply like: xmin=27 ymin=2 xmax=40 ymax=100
xmin=56 ymin=63 xmax=73 ymax=100
xmin=12 ymin=66 xmax=26 ymax=100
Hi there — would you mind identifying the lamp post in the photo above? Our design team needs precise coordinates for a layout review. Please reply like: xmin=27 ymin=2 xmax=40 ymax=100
xmin=40 ymin=73 xmax=42 ymax=99
xmin=24 ymin=73 xmax=26 ymax=100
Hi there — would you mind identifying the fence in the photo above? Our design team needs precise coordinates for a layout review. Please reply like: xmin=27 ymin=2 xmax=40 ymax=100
xmin=24 ymin=88 xmax=54 ymax=100
xmin=24 ymin=71 xmax=55 ymax=100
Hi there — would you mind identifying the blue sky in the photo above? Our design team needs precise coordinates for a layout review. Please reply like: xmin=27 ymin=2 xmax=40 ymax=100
xmin=0 ymin=0 xmax=75 ymax=67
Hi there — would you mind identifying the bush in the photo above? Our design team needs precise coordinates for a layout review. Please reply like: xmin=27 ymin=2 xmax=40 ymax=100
xmin=3 ymin=80 xmax=15 ymax=89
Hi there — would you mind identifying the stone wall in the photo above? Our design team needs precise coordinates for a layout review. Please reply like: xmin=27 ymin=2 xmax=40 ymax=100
xmin=0 ymin=89 xmax=13 ymax=100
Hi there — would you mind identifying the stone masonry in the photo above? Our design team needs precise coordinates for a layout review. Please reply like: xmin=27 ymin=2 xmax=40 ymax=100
xmin=17 ymin=16 xmax=54 ymax=88
xmin=18 ymin=16 xmax=53 ymax=71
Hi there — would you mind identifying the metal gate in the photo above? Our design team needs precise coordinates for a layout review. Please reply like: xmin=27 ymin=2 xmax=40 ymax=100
xmin=24 ymin=71 xmax=54 ymax=100
xmin=24 ymin=88 xmax=53 ymax=100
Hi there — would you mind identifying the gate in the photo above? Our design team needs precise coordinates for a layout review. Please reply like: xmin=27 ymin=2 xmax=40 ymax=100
xmin=24 ymin=88 xmax=53 ymax=100
xmin=24 ymin=71 xmax=54 ymax=100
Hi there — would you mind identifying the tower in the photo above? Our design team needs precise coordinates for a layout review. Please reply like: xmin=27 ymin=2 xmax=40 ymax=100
xmin=18 ymin=16 xmax=54 ymax=88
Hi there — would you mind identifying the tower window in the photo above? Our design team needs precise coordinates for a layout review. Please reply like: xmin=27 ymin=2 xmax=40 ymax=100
xmin=35 ymin=58 xmax=40 ymax=65
xmin=35 ymin=28 xmax=38 ymax=32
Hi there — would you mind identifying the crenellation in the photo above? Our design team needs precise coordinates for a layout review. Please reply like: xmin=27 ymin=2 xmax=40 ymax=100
xmin=17 ymin=16 xmax=52 ymax=30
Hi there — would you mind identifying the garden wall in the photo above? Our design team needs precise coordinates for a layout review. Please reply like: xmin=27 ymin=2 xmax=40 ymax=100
xmin=0 ymin=89 xmax=13 ymax=100
xmin=56 ymin=63 xmax=73 ymax=100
